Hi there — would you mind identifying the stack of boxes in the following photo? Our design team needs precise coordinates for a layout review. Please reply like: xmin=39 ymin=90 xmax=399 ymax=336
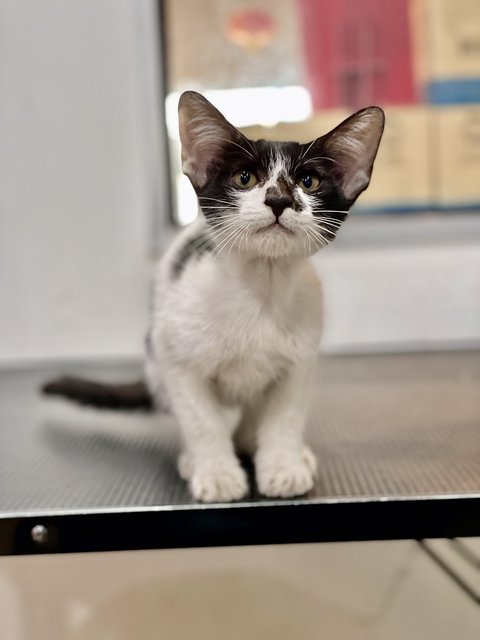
xmin=243 ymin=0 xmax=480 ymax=214
xmin=426 ymin=0 xmax=480 ymax=210
xmin=297 ymin=0 xmax=432 ymax=213
xmin=294 ymin=0 xmax=480 ymax=214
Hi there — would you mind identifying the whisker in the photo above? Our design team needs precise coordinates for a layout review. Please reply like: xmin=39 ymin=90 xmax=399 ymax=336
xmin=214 ymin=222 xmax=244 ymax=255
xmin=199 ymin=201 xmax=234 ymax=208
xmin=219 ymin=226 xmax=245 ymax=258
xmin=299 ymin=226 xmax=311 ymax=255
xmin=302 ymin=156 xmax=340 ymax=166
xmin=305 ymin=225 xmax=330 ymax=248
xmin=209 ymin=220 xmax=242 ymax=240
xmin=206 ymin=222 xmax=239 ymax=236
xmin=200 ymin=206 xmax=233 ymax=210
xmin=244 ymin=223 xmax=255 ymax=254
xmin=205 ymin=213 xmax=238 ymax=223
xmin=226 ymin=225 xmax=246 ymax=260
xmin=199 ymin=196 xmax=234 ymax=203
xmin=302 ymin=227 xmax=319 ymax=242
xmin=298 ymin=139 xmax=316 ymax=162
xmin=313 ymin=213 xmax=346 ymax=220
xmin=216 ymin=137 xmax=254 ymax=159
xmin=313 ymin=224 xmax=337 ymax=238
xmin=240 ymin=135 xmax=256 ymax=155
xmin=310 ymin=209 xmax=350 ymax=215
xmin=207 ymin=218 xmax=238 ymax=227
xmin=207 ymin=213 xmax=239 ymax=225
xmin=313 ymin=219 xmax=342 ymax=228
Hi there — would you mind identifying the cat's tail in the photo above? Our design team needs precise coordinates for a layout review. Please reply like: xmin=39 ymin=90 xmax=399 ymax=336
xmin=41 ymin=376 xmax=154 ymax=412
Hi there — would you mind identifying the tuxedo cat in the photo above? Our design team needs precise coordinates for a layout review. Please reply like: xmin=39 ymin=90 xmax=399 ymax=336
xmin=44 ymin=91 xmax=384 ymax=502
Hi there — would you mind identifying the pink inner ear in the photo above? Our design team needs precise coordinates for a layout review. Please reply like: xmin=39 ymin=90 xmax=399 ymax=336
xmin=180 ymin=127 xmax=223 ymax=189
xmin=178 ymin=92 xmax=241 ymax=189
xmin=179 ymin=111 xmax=223 ymax=188
xmin=322 ymin=108 xmax=384 ymax=202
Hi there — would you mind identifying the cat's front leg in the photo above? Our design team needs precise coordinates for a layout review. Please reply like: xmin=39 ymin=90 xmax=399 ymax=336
xmin=255 ymin=363 xmax=317 ymax=498
xmin=164 ymin=365 xmax=248 ymax=503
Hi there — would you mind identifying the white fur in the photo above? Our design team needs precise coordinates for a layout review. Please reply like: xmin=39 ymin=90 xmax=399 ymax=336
xmin=145 ymin=175 xmax=324 ymax=502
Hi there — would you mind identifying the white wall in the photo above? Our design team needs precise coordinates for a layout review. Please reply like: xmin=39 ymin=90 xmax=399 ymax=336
xmin=0 ymin=0 xmax=167 ymax=364
xmin=0 ymin=1 xmax=478 ymax=365
xmin=315 ymin=233 xmax=480 ymax=353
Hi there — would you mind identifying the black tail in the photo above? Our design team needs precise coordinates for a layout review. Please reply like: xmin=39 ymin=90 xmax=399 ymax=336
xmin=41 ymin=376 xmax=154 ymax=412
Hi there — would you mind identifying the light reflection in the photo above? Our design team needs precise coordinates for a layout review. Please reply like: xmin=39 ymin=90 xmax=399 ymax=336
xmin=176 ymin=174 xmax=199 ymax=226
xmin=165 ymin=85 xmax=312 ymax=138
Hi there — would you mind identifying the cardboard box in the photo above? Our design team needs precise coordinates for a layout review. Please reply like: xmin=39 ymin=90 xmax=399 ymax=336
xmin=432 ymin=105 xmax=480 ymax=208
xmin=426 ymin=0 xmax=480 ymax=80
xmin=423 ymin=0 xmax=480 ymax=103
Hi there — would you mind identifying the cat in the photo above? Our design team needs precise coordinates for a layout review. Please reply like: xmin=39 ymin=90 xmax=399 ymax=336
xmin=43 ymin=91 xmax=384 ymax=502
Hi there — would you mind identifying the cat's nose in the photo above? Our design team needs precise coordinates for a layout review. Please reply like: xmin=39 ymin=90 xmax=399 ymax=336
xmin=264 ymin=193 xmax=292 ymax=220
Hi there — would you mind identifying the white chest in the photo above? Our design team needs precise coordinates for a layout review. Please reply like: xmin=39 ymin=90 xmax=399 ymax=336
xmin=211 ymin=307 xmax=299 ymax=401
xmin=158 ymin=254 xmax=322 ymax=402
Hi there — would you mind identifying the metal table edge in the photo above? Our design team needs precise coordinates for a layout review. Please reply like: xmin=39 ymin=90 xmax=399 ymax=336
xmin=2 ymin=493 xmax=480 ymax=556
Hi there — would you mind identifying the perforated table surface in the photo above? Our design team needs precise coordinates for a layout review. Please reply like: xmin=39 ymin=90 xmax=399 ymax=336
xmin=1 ymin=352 xmax=479 ymax=555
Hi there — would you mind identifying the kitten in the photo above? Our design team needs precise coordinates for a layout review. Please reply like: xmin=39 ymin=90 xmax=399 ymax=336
xmin=44 ymin=91 xmax=384 ymax=502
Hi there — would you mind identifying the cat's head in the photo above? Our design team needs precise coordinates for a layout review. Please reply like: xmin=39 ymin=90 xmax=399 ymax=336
xmin=178 ymin=91 xmax=384 ymax=259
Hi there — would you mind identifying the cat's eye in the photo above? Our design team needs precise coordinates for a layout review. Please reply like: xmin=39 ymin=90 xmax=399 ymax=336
xmin=298 ymin=174 xmax=320 ymax=193
xmin=232 ymin=170 xmax=258 ymax=189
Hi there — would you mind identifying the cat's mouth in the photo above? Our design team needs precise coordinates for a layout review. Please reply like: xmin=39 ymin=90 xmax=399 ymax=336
xmin=258 ymin=222 xmax=293 ymax=235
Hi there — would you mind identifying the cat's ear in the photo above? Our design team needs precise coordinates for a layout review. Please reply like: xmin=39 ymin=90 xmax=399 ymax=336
xmin=178 ymin=91 xmax=245 ymax=189
xmin=320 ymin=107 xmax=385 ymax=204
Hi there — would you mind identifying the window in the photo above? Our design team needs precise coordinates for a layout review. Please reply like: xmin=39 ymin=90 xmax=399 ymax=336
xmin=161 ymin=0 xmax=480 ymax=227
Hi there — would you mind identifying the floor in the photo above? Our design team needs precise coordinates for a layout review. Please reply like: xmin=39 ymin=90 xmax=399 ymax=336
xmin=0 ymin=539 xmax=479 ymax=639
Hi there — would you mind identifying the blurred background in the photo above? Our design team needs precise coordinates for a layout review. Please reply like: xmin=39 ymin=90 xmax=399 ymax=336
xmin=165 ymin=0 xmax=480 ymax=222
xmin=1 ymin=0 xmax=480 ymax=366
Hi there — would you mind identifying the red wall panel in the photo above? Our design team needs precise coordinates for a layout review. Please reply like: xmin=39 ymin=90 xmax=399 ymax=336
xmin=298 ymin=0 xmax=417 ymax=109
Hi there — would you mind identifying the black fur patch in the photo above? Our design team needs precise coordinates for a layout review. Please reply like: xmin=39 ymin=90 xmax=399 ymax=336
xmin=171 ymin=231 xmax=215 ymax=278
xmin=145 ymin=330 xmax=154 ymax=357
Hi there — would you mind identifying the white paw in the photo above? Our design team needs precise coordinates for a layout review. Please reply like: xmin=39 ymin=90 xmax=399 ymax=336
xmin=189 ymin=457 xmax=249 ymax=503
xmin=256 ymin=451 xmax=316 ymax=498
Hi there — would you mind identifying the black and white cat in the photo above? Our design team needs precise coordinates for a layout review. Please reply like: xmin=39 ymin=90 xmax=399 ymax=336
xmin=44 ymin=91 xmax=384 ymax=502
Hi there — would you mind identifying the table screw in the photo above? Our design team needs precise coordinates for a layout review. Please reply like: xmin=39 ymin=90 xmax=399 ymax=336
xmin=31 ymin=524 xmax=49 ymax=545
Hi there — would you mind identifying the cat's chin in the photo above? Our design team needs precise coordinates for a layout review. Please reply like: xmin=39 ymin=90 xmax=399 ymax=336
xmin=257 ymin=222 xmax=294 ymax=235
xmin=234 ymin=228 xmax=321 ymax=260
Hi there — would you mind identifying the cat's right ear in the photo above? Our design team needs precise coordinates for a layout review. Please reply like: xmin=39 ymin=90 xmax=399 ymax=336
xmin=178 ymin=91 xmax=244 ymax=189
xmin=319 ymin=107 xmax=385 ymax=204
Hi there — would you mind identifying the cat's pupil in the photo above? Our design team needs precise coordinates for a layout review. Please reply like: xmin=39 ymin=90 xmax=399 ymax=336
xmin=302 ymin=175 xmax=313 ymax=189
xmin=240 ymin=170 xmax=250 ymax=185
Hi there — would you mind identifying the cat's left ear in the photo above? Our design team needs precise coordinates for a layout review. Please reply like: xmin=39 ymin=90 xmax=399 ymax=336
xmin=320 ymin=107 xmax=385 ymax=204
xmin=178 ymin=91 xmax=247 ymax=189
